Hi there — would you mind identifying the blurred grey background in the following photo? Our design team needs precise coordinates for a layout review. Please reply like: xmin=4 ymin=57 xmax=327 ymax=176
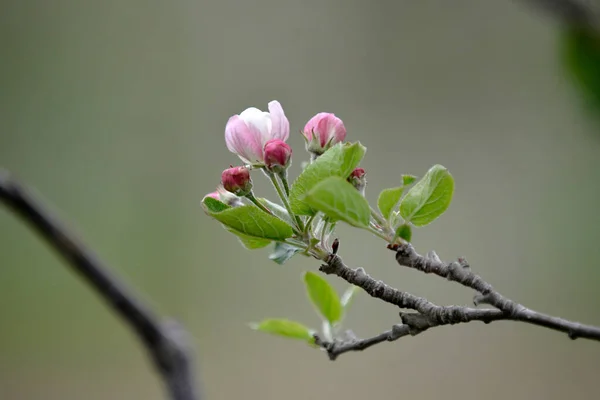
xmin=1 ymin=0 xmax=600 ymax=399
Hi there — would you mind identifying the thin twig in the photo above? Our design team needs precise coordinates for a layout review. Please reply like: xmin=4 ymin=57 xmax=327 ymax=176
xmin=314 ymin=312 xmax=446 ymax=360
xmin=314 ymin=324 xmax=412 ymax=361
xmin=0 ymin=169 xmax=199 ymax=400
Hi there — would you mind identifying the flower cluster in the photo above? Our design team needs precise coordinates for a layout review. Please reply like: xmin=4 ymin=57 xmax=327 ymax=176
xmin=204 ymin=100 xmax=352 ymax=210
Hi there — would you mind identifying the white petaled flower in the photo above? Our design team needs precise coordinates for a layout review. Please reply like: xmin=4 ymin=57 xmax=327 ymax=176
xmin=225 ymin=100 xmax=290 ymax=164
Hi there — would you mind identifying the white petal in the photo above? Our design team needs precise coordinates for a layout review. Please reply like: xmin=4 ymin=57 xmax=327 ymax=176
xmin=239 ymin=107 xmax=271 ymax=137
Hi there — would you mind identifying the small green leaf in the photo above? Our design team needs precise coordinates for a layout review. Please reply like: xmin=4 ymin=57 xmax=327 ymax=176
xmin=202 ymin=196 xmax=230 ymax=213
xmin=340 ymin=285 xmax=360 ymax=309
xmin=290 ymin=142 xmax=366 ymax=216
xmin=224 ymin=226 xmax=271 ymax=249
xmin=304 ymin=176 xmax=370 ymax=228
xmin=377 ymin=187 xmax=404 ymax=220
xmin=304 ymin=271 xmax=343 ymax=324
xmin=400 ymin=165 xmax=454 ymax=227
xmin=402 ymin=174 xmax=417 ymax=186
xmin=395 ymin=223 xmax=412 ymax=242
xmin=269 ymin=242 xmax=301 ymax=265
xmin=202 ymin=198 xmax=294 ymax=240
xmin=250 ymin=319 xmax=315 ymax=343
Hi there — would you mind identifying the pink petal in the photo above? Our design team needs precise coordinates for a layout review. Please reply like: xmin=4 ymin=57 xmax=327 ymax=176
xmin=225 ymin=116 xmax=264 ymax=163
xmin=302 ymin=113 xmax=323 ymax=141
xmin=268 ymin=100 xmax=290 ymax=142
xmin=315 ymin=114 xmax=334 ymax=147
xmin=332 ymin=118 xmax=346 ymax=143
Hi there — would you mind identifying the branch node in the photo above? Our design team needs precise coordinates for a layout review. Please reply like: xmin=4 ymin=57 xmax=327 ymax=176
xmin=568 ymin=330 xmax=579 ymax=340
xmin=399 ymin=312 xmax=436 ymax=334
xmin=390 ymin=324 xmax=405 ymax=339
xmin=446 ymin=262 xmax=462 ymax=281
xmin=426 ymin=250 xmax=441 ymax=262
xmin=473 ymin=293 xmax=493 ymax=307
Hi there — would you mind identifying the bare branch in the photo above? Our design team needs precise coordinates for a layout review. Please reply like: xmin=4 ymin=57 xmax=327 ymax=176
xmin=0 ymin=169 xmax=200 ymax=400
xmin=320 ymin=254 xmax=506 ymax=325
xmin=314 ymin=240 xmax=600 ymax=360
xmin=314 ymin=323 xmax=412 ymax=361
xmin=392 ymin=243 xmax=600 ymax=341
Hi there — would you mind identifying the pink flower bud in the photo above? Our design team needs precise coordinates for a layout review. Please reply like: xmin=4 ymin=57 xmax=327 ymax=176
xmin=221 ymin=166 xmax=253 ymax=196
xmin=347 ymin=168 xmax=366 ymax=195
xmin=302 ymin=112 xmax=346 ymax=155
xmin=263 ymin=139 xmax=292 ymax=173
xmin=225 ymin=101 xmax=290 ymax=165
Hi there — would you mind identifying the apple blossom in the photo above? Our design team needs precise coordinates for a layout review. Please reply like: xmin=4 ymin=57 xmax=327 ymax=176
xmin=225 ymin=101 xmax=290 ymax=164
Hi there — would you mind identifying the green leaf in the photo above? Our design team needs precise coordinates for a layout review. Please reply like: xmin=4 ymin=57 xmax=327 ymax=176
xmin=206 ymin=199 xmax=271 ymax=249
xmin=304 ymin=271 xmax=343 ymax=324
xmin=340 ymin=285 xmax=360 ymax=309
xmin=202 ymin=198 xmax=294 ymax=240
xmin=304 ymin=176 xmax=370 ymax=228
xmin=289 ymin=142 xmax=366 ymax=216
xmin=377 ymin=187 xmax=404 ymax=220
xmin=402 ymin=174 xmax=417 ymax=186
xmin=202 ymin=196 xmax=230 ymax=213
xmin=224 ymin=226 xmax=271 ymax=249
xmin=395 ymin=223 xmax=412 ymax=242
xmin=269 ymin=242 xmax=301 ymax=265
xmin=250 ymin=319 xmax=315 ymax=343
xmin=400 ymin=165 xmax=454 ymax=227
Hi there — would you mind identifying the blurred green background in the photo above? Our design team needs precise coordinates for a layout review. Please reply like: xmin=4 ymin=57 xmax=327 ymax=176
xmin=2 ymin=1 xmax=600 ymax=399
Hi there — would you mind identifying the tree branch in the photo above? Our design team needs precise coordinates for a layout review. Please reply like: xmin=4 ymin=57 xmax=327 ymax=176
xmin=0 ymin=169 xmax=200 ymax=400
xmin=320 ymin=254 xmax=507 ymax=325
xmin=314 ymin=323 xmax=412 ymax=361
xmin=315 ymin=241 xmax=600 ymax=360
xmin=392 ymin=243 xmax=600 ymax=341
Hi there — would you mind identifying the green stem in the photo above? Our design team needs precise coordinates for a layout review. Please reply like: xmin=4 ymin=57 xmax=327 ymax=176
xmin=304 ymin=214 xmax=316 ymax=235
xmin=245 ymin=192 xmax=273 ymax=215
xmin=284 ymin=238 xmax=308 ymax=250
xmin=370 ymin=207 xmax=394 ymax=237
xmin=278 ymin=171 xmax=291 ymax=197
xmin=267 ymin=171 xmax=304 ymax=232
xmin=367 ymin=225 xmax=390 ymax=242
xmin=370 ymin=207 xmax=387 ymax=226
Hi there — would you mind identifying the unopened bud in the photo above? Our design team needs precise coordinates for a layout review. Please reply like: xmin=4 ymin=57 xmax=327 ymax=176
xmin=263 ymin=139 xmax=292 ymax=173
xmin=347 ymin=168 xmax=366 ymax=195
xmin=221 ymin=166 xmax=252 ymax=196
xmin=302 ymin=112 xmax=346 ymax=156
